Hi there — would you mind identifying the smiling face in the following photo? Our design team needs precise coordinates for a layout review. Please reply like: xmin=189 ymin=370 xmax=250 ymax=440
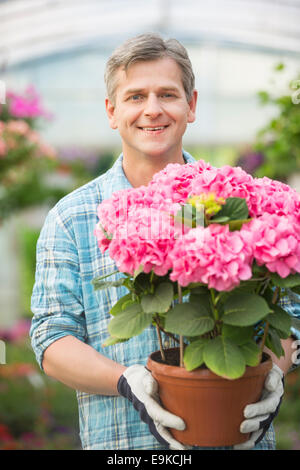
xmin=105 ymin=57 xmax=197 ymax=163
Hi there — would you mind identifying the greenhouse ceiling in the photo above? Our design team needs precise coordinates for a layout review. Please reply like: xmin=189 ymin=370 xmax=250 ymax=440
xmin=0 ymin=0 xmax=300 ymax=68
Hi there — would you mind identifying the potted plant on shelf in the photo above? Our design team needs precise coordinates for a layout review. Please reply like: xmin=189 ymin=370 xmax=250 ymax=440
xmin=93 ymin=159 xmax=300 ymax=447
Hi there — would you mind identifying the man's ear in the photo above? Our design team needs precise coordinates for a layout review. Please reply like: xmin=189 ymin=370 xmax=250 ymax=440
xmin=187 ymin=89 xmax=198 ymax=124
xmin=105 ymin=98 xmax=118 ymax=129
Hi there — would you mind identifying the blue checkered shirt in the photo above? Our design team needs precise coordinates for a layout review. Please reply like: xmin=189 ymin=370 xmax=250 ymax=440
xmin=30 ymin=151 xmax=300 ymax=450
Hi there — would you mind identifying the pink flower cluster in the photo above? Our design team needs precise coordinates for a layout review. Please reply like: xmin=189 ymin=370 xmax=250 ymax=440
xmin=0 ymin=120 xmax=56 ymax=159
xmin=94 ymin=160 xmax=300 ymax=291
xmin=6 ymin=85 xmax=52 ymax=120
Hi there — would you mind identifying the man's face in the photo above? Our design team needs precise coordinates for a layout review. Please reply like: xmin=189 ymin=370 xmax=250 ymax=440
xmin=105 ymin=57 xmax=197 ymax=161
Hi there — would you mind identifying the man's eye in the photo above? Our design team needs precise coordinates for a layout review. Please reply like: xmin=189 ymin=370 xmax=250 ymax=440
xmin=161 ymin=93 xmax=174 ymax=98
xmin=130 ymin=95 xmax=143 ymax=101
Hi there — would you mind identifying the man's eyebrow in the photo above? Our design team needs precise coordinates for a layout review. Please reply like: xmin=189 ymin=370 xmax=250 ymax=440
xmin=123 ymin=86 xmax=180 ymax=96
xmin=123 ymin=88 xmax=145 ymax=96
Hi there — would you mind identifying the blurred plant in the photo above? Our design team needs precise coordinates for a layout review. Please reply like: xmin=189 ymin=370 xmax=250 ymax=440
xmin=235 ymin=149 xmax=264 ymax=176
xmin=0 ymin=85 xmax=53 ymax=129
xmin=274 ymin=369 xmax=300 ymax=449
xmin=0 ymin=85 xmax=68 ymax=222
xmin=252 ymin=63 xmax=300 ymax=182
xmin=0 ymin=322 xmax=80 ymax=450
xmin=0 ymin=318 xmax=31 ymax=343
xmin=0 ymin=119 xmax=65 ymax=221
xmin=18 ymin=227 xmax=40 ymax=317
xmin=56 ymin=146 xmax=115 ymax=186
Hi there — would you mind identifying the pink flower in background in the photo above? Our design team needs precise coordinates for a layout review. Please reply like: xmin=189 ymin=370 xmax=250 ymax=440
xmin=0 ymin=119 xmax=56 ymax=159
xmin=0 ymin=318 xmax=31 ymax=343
xmin=6 ymin=120 xmax=30 ymax=135
xmin=0 ymin=139 xmax=6 ymax=157
xmin=7 ymin=85 xmax=52 ymax=120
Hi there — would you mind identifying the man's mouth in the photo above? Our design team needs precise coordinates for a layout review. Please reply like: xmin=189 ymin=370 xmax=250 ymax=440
xmin=138 ymin=125 xmax=169 ymax=132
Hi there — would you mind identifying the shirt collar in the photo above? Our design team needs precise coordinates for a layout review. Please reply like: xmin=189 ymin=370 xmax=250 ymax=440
xmin=102 ymin=150 xmax=196 ymax=200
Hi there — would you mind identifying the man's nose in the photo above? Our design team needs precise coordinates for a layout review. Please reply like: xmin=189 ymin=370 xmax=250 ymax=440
xmin=143 ymin=94 xmax=162 ymax=118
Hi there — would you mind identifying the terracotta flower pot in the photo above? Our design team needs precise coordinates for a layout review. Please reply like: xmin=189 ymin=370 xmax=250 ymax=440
xmin=147 ymin=348 xmax=272 ymax=447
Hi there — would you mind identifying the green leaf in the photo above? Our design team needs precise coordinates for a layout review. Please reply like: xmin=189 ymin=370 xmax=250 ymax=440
xmin=252 ymin=262 xmax=268 ymax=276
xmin=92 ymin=270 xmax=119 ymax=283
xmin=92 ymin=277 xmax=126 ymax=290
xmin=110 ymin=294 xmax=133 ymax=316
xmin=240 ymin=341 xmax=261 ymax=366
xmin=183 ymin=338 xmax=208 ymax=371
xmin=102 ymin=336 xmax=128 ymax=347
xmin=203 ymin=336 xmax=246 ymax=379
xmin=187 ymin=284 xmax=208 ymax=293
xmin=97 ymin=222 xmax=113 ymax=240
xmin=266 ymin=305 xmax=292 ymax=338
xmin=270 ymin=273 xmax=300 ymax=288
xmin=216 ymin=197 xmax=249 ymax=221
xmin=133 ymin=264 xmax=144 ymax=279
xmin=210 ymin=216 xmax=230 ymax=223
xmin=257 ymin=90 xmax=270 ymax=104
xmin=133 ymin=272 xmax=151 ymax=294
xmin=265 ymin=327 xmax=284 ymax=358
xmin=223 ymin=293 xmax=272 ymax=326
xmin=228 ymin=219 xmax=252 ymax=231
xmin=222 ymin=324 xmax=254 ymax=345
xmin=173 ymin=204 xmax=197 ymax=228
xmin=189 ymin=292 xmax=212 ymax=314
xmin=108 ymin=303 xmax=153 ymax=339
xmin=141 ymin=282 xmax=174 ymax=314
xmin=275 ymin=62 xmax=285 ymax=71
xmin=291 ymin=286 xmax=300 ymax=295
xmin=165 ymin=303 xmax=214 ymax=337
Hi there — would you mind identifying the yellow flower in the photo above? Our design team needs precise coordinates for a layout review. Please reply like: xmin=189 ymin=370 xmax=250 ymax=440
xmin=188 ymin=193 xmax=225 ymax=217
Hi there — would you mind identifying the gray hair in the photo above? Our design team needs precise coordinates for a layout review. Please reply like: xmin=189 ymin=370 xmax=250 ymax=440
xmin=105 ymin=33 xmax=195 ymax=105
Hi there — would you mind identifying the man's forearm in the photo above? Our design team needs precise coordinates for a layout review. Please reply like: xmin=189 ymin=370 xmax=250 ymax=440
xmin=42 ymin=335 xmax=126 ymax=395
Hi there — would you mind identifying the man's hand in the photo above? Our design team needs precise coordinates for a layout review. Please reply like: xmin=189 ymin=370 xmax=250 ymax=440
xmin=234 ymin=364 xmax=284 ymax=450
xmin=117 ymin=364 xmax=186 ymax=450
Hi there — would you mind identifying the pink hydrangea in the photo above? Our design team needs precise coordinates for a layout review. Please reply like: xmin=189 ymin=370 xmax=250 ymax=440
xmin=189 ymin=165 xmax=261 ymax=217
xmin=252 ymin=177 xmax=300 ymax=219
xmin=108 ymin=207 xmax=177 ymax=276
xmin=96 ymin=185 xmax=180 ymax=241
xmin=148 ymin=159 xmax=213 ymax=203
xmin=169 ymin=224 xmax=254 ymax=291
xmin=244 ymin=214 xmax=300 ymax=278
xmin=94 ymin=159 xmax=300 ymax=290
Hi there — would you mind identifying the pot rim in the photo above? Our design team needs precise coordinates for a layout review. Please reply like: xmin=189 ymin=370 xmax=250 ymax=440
xmin=148 ymin=348 xmax=272 ymax=381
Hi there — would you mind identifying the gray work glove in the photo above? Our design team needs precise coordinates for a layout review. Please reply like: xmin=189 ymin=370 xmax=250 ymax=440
xmin=117 ymin=364 xmax=186 ymax=450
xmin=234 ymin=364 xmax=284 ymax=450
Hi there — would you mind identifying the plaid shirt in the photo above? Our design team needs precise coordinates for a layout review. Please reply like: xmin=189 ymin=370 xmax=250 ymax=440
xmin=30 ymin=151 xmax=300 ymax=450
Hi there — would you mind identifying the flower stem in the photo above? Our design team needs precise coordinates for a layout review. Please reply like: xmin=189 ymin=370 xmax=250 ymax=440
xmin=259 ymin=321 xmax=269 ymax=362
xmin=259 ymin=286 xmax=279 ymax=362
xmin=177 ymin=283 xmax=184 ymax=368
xmin=210 ymin=288 xmax=219 ymax=321
xmin=155 ymin=320 xmax=166 ymax=362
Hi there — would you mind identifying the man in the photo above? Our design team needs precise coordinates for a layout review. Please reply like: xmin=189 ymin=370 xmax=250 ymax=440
xmin=30 ymin=33 xmax=300 ymax=450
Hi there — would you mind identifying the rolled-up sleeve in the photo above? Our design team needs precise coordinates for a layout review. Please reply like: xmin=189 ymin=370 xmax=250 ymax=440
xmin=30 ymin=205 xmax=87 ymax=370
xmin=280 ymin=291 xmax=300 ymax=341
